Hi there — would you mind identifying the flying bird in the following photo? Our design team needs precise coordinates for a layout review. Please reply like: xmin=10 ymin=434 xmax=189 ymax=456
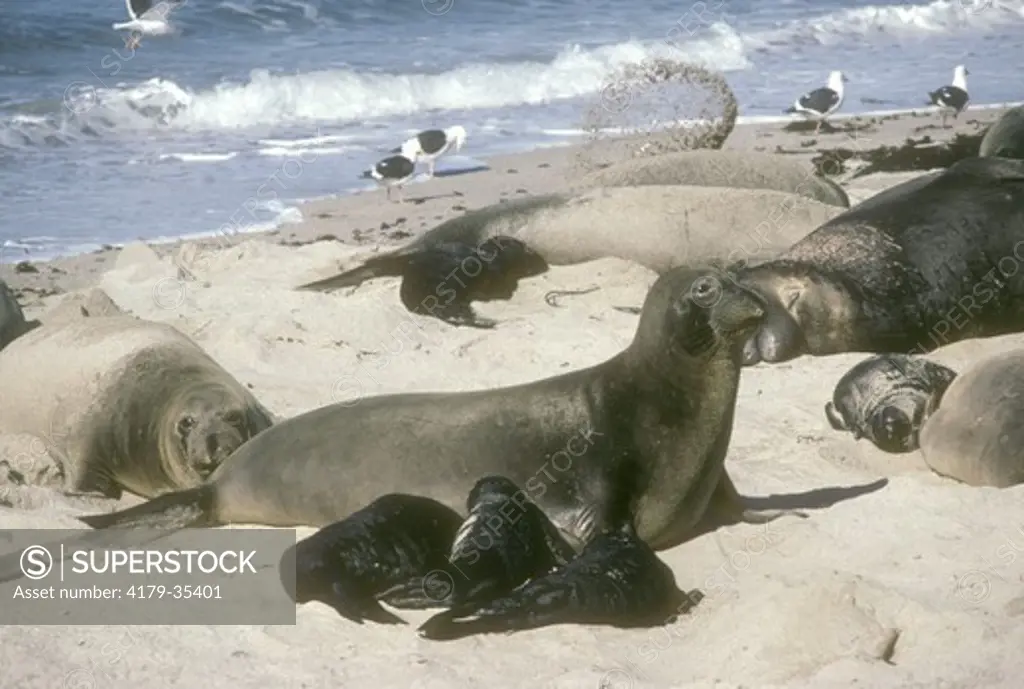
xmin=784 ymin=70 xmax=848 ymax=133
xmin=391 ymin=126 xmax=467 ymax=177
xmin=362 ymin=154 xmax=417 ymax=203
xmin=927 ymin=65 xmax=970 ymax=128
xmin=113 ymin=0 xmax=183 ymax=49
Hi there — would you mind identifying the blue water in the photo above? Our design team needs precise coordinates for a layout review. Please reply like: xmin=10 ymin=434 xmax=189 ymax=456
xmin=1 ymin=0 xmax=1022 ymax=261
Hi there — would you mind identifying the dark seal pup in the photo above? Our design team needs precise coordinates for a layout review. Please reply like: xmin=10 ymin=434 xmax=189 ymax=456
xmin=825 ymin=354 xmax=958 ymax=453
xmin=920 ymin=349 xmax=1024 ymax=487
xmin=979 ymin=105 xmax=1024 ymax=162
xmin=283 ymin=493 xmax=464 ymax=625
xmin=380 ymin=475 xmax=577 ymax=610
xmin=0 ymin=278 xmax=39 ymax=351
xmin=77 ymin=265 xmax=804 ymax=558
xmin=737 ymin=157 xmax=1024 ymax=365
xmin=417 ymin=523 xmax=703 ymax=640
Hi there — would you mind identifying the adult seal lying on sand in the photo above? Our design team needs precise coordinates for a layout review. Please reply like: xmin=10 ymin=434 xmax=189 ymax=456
xmin=578 ymin=149 xmax=850 ymax=208
xmin=296 ymin=186 xmax=842 ymax=306
xmin=919 ymin=349 xmax=1024 ymax=487
xmin=825 ymin=354 xmax=958 ymax=453
xmin=979 ymin=105 xmax=1024 ymax=161
xmin=736 ymin=157 xmax=1024 ymax=366
xmin=0 ymin=279 xmax=39 ymax=351
xmin=285 ymin=493 xmax=464 ymax=625
xmin=80 ymin=265 xmax=805 ymax=557
xmin=419 ymin=523 xmax=703 ymax=640
xmin=0 ymin=315 xmax=275 ymax=499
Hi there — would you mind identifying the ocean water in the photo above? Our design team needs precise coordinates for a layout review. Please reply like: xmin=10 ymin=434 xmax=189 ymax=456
xmin=1 ymin=0 xmax=1022 ymax=262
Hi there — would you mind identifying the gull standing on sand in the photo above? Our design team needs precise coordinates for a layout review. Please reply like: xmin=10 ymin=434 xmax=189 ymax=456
xmin=393 ymin=126 xmax=467 ymax=177
xmin=784 ymin=70 xmax=848 ymax=133
xmin=363 ymin=154 xmax=417 ymax=203
xmin=113 ymin=0 xmax=183 ymax=49
xmin=927 ymin=65 xmax=970 ymax=128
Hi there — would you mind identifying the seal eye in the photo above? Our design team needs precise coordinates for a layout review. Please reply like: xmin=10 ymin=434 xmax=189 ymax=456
xmin=176 ymin=416 xmax=196 ymax=439
xmin=690 ymin=275 xmax=722 ymax=308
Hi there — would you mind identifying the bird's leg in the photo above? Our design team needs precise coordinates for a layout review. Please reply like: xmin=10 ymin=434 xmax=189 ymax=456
xmin=814 ymin=119 xmax=822 ymax=134
xmin=385 ymin=186 xmax=392 ymax=202
xmin=396 ymin=186 xmax=405 ymax=204
xmin=427 ymin=161 xmax=435 ymax=178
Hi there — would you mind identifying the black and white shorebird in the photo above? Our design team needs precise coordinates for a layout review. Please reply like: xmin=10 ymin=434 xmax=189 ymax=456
xmin=362 ymin=154 xmax=417 ymax=203
xmin=927 ymin=65 xmax=970 ymax=128
xmin=392 ymin=125 xmax=467 ymax=177
xmin=784 ymin=70 xmax=848 ymax=133
xmin=113 ymin=0 xmax=182 ymax=49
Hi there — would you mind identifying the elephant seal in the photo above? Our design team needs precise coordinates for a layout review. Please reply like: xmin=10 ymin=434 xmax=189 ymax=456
xmin=296 ymin=186 xmax=842 ymax=303
xmin=578 ymin=150 xmax=850 ymax=208
xmin=381 ymin=475 xmax=576 ymax=611
xmin=79 ymin=265 xmax=804 ymax=556
xmin=919 ymin=349 xmax=1024 ymax=487
xmin=418 ymin=523 xmax=702 ymax=640
xmin=736 ymin=157 xmax=1024 ymax=365
xmin=825 ymin=354 xmax=958 ymax=453
xmin=284 ymin=493 xmax=464 ymax=624
xmin=302 ymin=235 xmax=548 ymax=329
xmin=0 ymin=278 xmax=39 ymax=351
xmin=979 ymin=105 xmax=1024 ymax=161
xmin=0 ymin=315 xmax=275 ymax=499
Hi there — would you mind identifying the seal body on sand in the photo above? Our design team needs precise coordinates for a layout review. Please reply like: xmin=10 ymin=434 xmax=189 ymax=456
xmin=284 ymin=493 xmax=464 ymax=624
xmin=380 ymin=475 xmax=576 ymax=610
xmin=296 ymin=186 xmax=842 ymax=300
xmin=578 ymin=149 xmax=850 ymax=208
xmin=736 ymin=157 xmax=1024 ymax=365
xmin=81 ymin=265 xmax=804 ymax=556
xmin=919 ymin=349 xmax=1024 ymax=487
xmin=418 ymin=524 xmax=702 ymax=640
xmin=0 ymin=316 xmax=275 ymax=499
xmin=825 ymin=354 xmax=958 ymax=453
xmin=0 ymin=279 xmax=39 ymax=351
xmin=979 ymin=105 xmax=1024 ymax=161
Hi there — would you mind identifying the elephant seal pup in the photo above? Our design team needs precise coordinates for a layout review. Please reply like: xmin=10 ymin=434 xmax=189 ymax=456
xmin=825 ymin=354 xmax=958 ymax=453
xmin=380 ymin=475 xmax=576 ymax=610
xmin=297 ymin=186 xmax=842 ymax=298
xmin=736 ymin=157 xmax=1024 ymax=365
xmin=578 ymin=149 xmax=850 ymax=208
xmin=80 ymin=265 xmax=804 ymax=556
xmin=418 ymin=523 xmax=703 ymax=640
xmin=979 ymin=105 xmax=1024 ymax=161
xmin=0 ymin=315 xmax=275 ymax=499
xmin=919 ymin=349 xmax=1024 ymax=487
xmin=284 ymin=493 xmax=464 ymax=625
xmin=0 ymin=278 xmax=39 ymax=351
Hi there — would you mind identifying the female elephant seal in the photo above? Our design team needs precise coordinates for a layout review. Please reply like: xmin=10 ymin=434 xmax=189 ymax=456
xmin=736 ymin=157 xmax=1024 ymax=365
xmin=919 ymin=349 xmax=1024 ymax=487
xmin=577 ymin=149 xmax=851 ymax=208
xmin=825 ymin=354 xmax=958 ymax=453
xmin=979 ymin=105 xmax=1024 ymax=161
xmin=297 ymin=186 xmax=841 ymax=327
xmin=0 ymin=315 xmax=275 ymax=499
xmin=81 ymin=265 xmax=804 ymax=553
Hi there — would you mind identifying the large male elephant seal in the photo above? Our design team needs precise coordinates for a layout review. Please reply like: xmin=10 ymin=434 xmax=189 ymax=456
xmin=578 ymin=150 xmax=850 ymax=208
xmin=736 ymin=157 xmax=1024 ymax=365
xmin=0 ymin=278 xmax=39 ymax=351
xmin=297 ymin=186 xmax=842 ymax=323
xmin=0 ymin=316 xmax=275 ymax=499
xmin=80 ymin=265 xmax=806 ymax=554
xmin=918 ymin=349 xmax=1024 ymax=487
xmin=979 ymin=105 xmax=1024 ymax=161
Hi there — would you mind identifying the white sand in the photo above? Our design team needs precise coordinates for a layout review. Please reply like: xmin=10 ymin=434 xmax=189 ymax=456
xmin=3 ymin=115 xmax=1024 ymax=687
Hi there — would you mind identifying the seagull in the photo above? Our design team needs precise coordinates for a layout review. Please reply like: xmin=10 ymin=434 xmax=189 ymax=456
xmin=113 ymin=0 xmax=182 ymax=49
xmin=391 ymin=125 xmax=467 ymax=178
xmin=784 ymin=71 xmax=848 ymax=134
xmin=927 ymin=65 xmax=970 ymax=128
xmin=362 ymin=154 xmax=417 ymax=203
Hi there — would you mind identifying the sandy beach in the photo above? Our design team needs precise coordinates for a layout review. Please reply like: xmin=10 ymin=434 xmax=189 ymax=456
xmin=3 ymin=104 xmax=1024 ymax=688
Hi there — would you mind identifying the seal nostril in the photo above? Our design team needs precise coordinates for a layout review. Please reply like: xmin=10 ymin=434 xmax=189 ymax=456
xmin=206 ymin=435 xmax=219 ymax=459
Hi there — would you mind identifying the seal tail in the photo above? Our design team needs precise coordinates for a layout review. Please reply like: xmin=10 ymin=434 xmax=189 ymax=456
xmin=78 ymin=485 xmax=215 ymax=530
xmin=295 ymin=253 xmax=411 ymax=293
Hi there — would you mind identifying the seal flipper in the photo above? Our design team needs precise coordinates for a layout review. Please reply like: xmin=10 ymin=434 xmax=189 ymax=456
xmin=78 ymin=485 xmax=215 ymax=529
xmin=376 ymin=574 xmax=455 ymax=610
xmin=296 ymin=252 xmax=411 ymax=292
xmin=824 ymin=401 xmax=848 ymax=431
xmin=328 ymin=583 xmax=406 ymax=625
